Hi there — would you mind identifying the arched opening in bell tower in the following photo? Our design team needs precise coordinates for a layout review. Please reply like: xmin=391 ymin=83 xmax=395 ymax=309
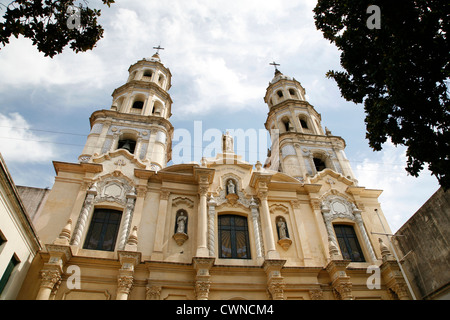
xmin=313 ymin=156 xmax=326 ymax=172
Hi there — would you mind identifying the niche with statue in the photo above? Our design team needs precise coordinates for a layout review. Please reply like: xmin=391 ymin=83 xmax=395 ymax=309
xmin=173 ymin=209 xmax=189 ymax=246
xmin=276 ymin=216 xmax=292 ymax=250
xmin=225 ymin=178 xmax=239 ymax=205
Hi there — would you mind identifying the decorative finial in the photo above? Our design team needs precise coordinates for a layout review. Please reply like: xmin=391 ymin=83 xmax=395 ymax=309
xmin=53 ymin=219 xmax=72 ymax=245
xmin=124 ymin=226 xmax=138 ymax=251
xmin=378 ymin=238 xmax=394 ymax=261
xmin=328 ymin=236 xmax=342 ymax=260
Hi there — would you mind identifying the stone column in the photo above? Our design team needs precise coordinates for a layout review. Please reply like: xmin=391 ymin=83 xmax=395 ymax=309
xmin=193 ymin=257 xmax=215 ymax=300
xmin=207 ymin=196 xmax=217 ymax=257
xmin=129 ymin=184 xmax=148 ymax=234
xmin=146 ymin=285 xmax=162 ymax=300
xmin=116 ymin=251 xmax=141 ymax=300
xmin=196 ymin=184 xmax=209 ymax=257
xmin=151 ymin=189 xmax=170 ymax=260
xmin=250 ymin=197 xmax=264 ymax=259
xmin=67 ymin=181 xmax=90 ymax=232
xmin=110 ymin=132 xmax=120 ymax=152
xmin=321 ymin=202 xmax=337 ymax=248
xmin=379 ymin=238 xmax=410 ymax=300
xmin=263 ymin=259 xmax=286 ymax=300
xmin=193 ymin=167 xmax=214 ymax=258
xmin=36 ymin=267 xmax=62 ymax=300
xmin=71 ymin=184 xmax=97 ymax=246
xmin=116 ymin=274 xmax=134 ymax=300
xmin=118 ymin=189 xmax=137 ymax=250
xmin=36 ymin=244 xmax=72 ymax=300
xmin=290 ymin=200 xmax=312 ymax=262
xmin=134 ymin=136 xmax=143 ymax=158
xmin=257 ymin=189 xmax=279 ymax=260
xmin=326 ymin=259 xmax=353 ymax=300
xmin=353 ymin=209 xmax=377 ymax=262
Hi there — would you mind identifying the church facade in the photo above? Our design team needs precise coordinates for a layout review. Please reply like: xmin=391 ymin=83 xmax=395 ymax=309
xmin=17 ymin=53 xmax=411 ymax=300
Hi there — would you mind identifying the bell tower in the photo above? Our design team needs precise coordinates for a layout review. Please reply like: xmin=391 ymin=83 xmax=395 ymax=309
xmin=78 ymin=51 xmax=174 ymax=171
xmin=263 ymin=66 xmax=356 ymax=183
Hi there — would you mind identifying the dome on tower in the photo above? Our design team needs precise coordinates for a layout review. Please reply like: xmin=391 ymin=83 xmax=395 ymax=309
xmin=270 ymin=69 xmax=294 ymax=85
xmin=145 ymin=52 xmax=161 ymax=63
xmin=264 ymin=68 xmax=306 ymax=108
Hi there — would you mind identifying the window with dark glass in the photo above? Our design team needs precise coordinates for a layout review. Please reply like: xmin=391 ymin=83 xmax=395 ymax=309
xmin=0 ymin=254 xmax=20 ymax=295
xmin=334 ymin=225 xmax=365 ymax=262
xmin=83 ymin=209 xmax=122 ymax=252
xmin=218 ymin=215 xmax=251 ymax=259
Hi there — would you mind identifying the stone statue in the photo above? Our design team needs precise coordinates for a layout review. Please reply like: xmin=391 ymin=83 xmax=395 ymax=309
xmin=176 ymin=213 xmax=187 ymax=234
xmin=227 ymin=180 xmax=236 ymax=194
xmin=223 ymin=131 xmax=234 ymax=153
xmin=277 ymin=218 xmax=288 ymax=239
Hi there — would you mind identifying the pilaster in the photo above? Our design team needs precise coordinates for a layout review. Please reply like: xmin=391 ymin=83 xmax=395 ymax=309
xmin=146 ymin=285 xmax=162 ymax=300
xmin=151 ymin=189 xmax=170 ymax=260
xmin=325 ymin=259 xmax=353 ymax=300
xmin=36 ymin=244 xmax=73 ymax=300
xmin=193 ymin=257 xmax=215 ymax=300
xmin=251 ymin=172 xmax=279 ymax=260
xmin=263 ymin=259 xmax=286 ymax=300
xmin=194 ymin=167 xmax=214 ymax=258
xmin=116 ymin=250 xmax=141 ymax=300
xmin=207 ymin=196 xmax=217 ymax=257
xmin=379 ymin=238 xmax=410 ymax=300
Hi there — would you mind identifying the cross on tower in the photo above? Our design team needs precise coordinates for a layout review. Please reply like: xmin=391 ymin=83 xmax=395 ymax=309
xmin=153 ymin=45 xmax=165 ymax=54
xmin=269 ymin=61 xmax=280 ymax=71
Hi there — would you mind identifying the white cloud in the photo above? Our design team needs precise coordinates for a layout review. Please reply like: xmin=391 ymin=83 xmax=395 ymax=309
xmin=0 ymin=113 xmax=57 ymax=163
xmin=353 ymin=142 xmax=440 ymax=232
xmin=0 ymin=0 xmax=441 ymax=221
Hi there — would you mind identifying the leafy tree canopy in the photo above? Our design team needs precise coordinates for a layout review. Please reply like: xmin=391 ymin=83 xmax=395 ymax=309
xmin=0 ymin=0 xmax=114 ymax=57
xmin=314 ymin=0 xmax=449 ymax=189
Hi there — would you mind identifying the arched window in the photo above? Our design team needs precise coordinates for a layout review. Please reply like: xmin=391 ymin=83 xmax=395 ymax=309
xmin=131 ymin=100 xmax=144 ymax=111
xmin=152 ymin=101 xmax=164 ymax=116
xmin=143 ymin=70 xmax=153 ymax=78
xmin=218 ymin=215 xmax=251 ymax=259
xmin=281 ymin=117 xmax=291 ymax=132
xmin=299 ymin=117 xmax=308 ymax=129
xmin=289 ymin=88 xmax=297 ymax=98
xmin=83 ymin=208 xmax=122 ymax=252
xmin=333 ymin=224 xmax=365 ymax=262
xmin=158 ymin=74 xmax=165 ymax=87
xmin=313 ymin=156 xmax=326 ymax=172
xmin=276 ymin=90 xmax=283 ymax=98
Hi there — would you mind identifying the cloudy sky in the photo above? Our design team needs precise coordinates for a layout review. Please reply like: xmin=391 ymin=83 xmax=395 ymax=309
xmin=0 ymin=0 xmax=440 ymax=232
